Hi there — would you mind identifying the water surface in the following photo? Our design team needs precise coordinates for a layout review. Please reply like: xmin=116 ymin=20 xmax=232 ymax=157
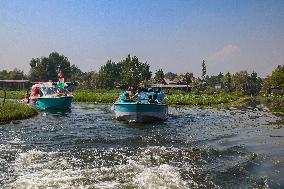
xmin=0 ymin=103 xmax=283 ymax=188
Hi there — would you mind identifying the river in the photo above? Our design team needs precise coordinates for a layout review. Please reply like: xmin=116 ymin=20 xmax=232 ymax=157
xmin=0 ymin=103 xmax=283 ymax=188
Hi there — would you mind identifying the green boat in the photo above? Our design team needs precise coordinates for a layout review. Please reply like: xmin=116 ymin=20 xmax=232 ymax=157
xmin=113 ymin=89 xmax=168 ymax=123
xmin=29 ymin=82 xmax=73 ymax=110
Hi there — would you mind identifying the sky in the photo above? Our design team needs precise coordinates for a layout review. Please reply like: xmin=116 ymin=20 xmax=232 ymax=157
xmin=0 ymin=0 xmax=284 ymax=77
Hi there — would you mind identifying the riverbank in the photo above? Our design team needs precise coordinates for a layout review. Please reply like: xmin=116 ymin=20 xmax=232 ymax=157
xmin=0 ymin=102 xmax=38 ymax=125
xmin=0 ymin=90 xmax=26 ymax=99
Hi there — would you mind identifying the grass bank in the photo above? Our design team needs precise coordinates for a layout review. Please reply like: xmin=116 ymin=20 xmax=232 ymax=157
xmin=0 ymin=102 xmax=38 ymax=125
xmin=0 ymin=90 xmax=26 ymax=99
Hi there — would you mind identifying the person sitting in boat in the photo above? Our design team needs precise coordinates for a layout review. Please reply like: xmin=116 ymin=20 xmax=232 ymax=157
xmin=156 ymin=88 xmax=165 ymax=103
xmin=126 ymin=86 xmax=136 ymax=99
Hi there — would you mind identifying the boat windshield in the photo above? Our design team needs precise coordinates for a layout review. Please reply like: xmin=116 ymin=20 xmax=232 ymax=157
xmin=57 ymin=88 xmax=69 ymax=94
xmin=40 ymin=87 xmax=56 ymax=96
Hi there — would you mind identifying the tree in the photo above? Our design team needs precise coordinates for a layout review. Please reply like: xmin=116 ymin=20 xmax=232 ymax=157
xmin=69 ymin=65 xmax=84 ymax=84
xmin=207 ymin=72 xmax=224 ymax=88
xmin=98 ymin=60 xmax=121 ymax=89
xmin=81 ymin=71 xmax=100 ymax=89
xmin=0 ymin=69 xmax=27 ymax=80
xmin=154 ymin=69 xmax=165 ymax=84
xmin=182 ymin=72 xmax=193 ymax=91
xmin=29 ymin=52 xmax=72 ymax=82
xmin=164 ymin=72 xmax=177 ymax=80
xmin=232 ymin=71 xmax=250 ymax=94
xmin=222 ymin=72 xmax=232 ymax=92
xmin=262 ymin=65 xmax=284 ymax=94
xmin=120 ymin=55 xmax=152 ymax=87
xmin=270 ymin=65 xmax=284 ymax=90
xmin=231 ymin=70 xmax=262 ymax=95
xmin=248 ymin=71 xmax=262 ymax=95
xmin=201 ymin=60 xmax=206 ymax=80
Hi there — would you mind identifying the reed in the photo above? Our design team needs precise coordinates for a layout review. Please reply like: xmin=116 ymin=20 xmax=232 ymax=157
xmin=0 ymin=102 xmax=38 ymax=124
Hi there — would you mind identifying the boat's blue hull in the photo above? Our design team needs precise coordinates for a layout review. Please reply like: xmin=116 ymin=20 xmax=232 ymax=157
xmin=114 ymin=103 xmax=167 ymax=122
xmin=36 ymin=96 xmax=73 ymax=110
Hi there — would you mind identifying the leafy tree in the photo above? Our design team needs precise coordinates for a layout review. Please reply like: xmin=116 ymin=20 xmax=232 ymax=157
xmin=164 ymin=72 xmax=177 ymax=80
xmin=201 ymin=60 xmax=206 ymax=80
xmin=98 ymin=60 xmax=121 ymax=89
xmin=222 ymin=72 xmax=232 ymax=92
xmin=270 ymin=65 xmax=284 ymax=90
xmin=0 ymin=69 xmax=27 ymax=80
xmin=232 ymin=71 xmax=250 ymax=94
xmin=120 ymin=55 xmax=151 ymax=87
xmin=207 ymin=72 xmax=224 ymax=88
xmin=81 ymin=71 xmax=100 ymax=89
xmin=69 ymin=65 xmax=84 ymax=83
xmin=231 ymin=70 xmax=262 ymax=95
xmin=182 ymin=72 xmax=193 ymax=91
xmin=154 ymin=69 xmax=165 ymax=84
xmin=248 ymin=71 xmax=262 ymax=95
xmin=262 ymin=65 xmax=284 ymax=94
xmin=29 ymin=52 xmax=72 ymax=82
xmin=191 ymin=78 xmax=203 ymax=94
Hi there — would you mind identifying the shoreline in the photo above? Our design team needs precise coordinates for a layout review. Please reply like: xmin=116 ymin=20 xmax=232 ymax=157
xmin=0 ymin=102 xmax=38 ymax=125
xmin=1 ymin=90 xmax=283 ymax=125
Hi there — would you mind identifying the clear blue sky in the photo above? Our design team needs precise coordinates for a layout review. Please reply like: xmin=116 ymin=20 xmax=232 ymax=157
xmin=0 ymin=0 xmax=284 ymax=77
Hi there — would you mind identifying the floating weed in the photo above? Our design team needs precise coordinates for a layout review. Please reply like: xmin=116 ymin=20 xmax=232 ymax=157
xmin=166 ymin=93 xmax=239 ymax=106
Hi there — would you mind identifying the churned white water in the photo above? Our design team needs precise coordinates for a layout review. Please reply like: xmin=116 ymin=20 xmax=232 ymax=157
xmin=0 ymin=104 xmax=283 ymax=188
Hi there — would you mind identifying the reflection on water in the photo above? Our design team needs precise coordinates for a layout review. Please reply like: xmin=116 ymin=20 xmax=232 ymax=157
xmin=0 ymin=103 xmax=283 ymax=188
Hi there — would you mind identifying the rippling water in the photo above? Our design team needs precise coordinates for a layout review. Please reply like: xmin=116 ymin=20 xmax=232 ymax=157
xmin=0 ymin=103 xmax=283 ymax=188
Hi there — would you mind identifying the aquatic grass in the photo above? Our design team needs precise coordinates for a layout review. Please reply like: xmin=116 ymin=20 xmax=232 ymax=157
xmin=0 ymin=102 xmax=38 ymax=124
xmin=73 ymin=89 xmax=240 ymax=105
xmin=165 ymin=93 xmax=239 ymax=106
xmin=73 ymin=89 xmax=120 ymax=103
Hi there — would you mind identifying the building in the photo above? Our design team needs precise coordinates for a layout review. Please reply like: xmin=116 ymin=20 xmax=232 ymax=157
xmin=0 ymin=80 xmax=31 ymax=90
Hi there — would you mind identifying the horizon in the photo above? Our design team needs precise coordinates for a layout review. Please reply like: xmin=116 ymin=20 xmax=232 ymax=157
xmin=1 ymin=0 xmax=284 ymax=77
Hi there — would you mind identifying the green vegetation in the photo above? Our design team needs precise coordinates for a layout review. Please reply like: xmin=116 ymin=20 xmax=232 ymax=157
xmin=0 ymin=90 xmax=26 ymax=99
xmin=166 ymin=93 xmax=239 ymax=106
xmin=0 ymin=102 xmax=38 ymax=124
xmin=73 ymin=89 xmax=120 ymax=103
xmin=259 ymin=96 xmax=284 ymax=123
xmin=0 ymin=69 xmax=27 ymax=80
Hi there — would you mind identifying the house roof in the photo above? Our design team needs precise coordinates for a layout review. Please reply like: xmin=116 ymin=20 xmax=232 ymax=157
xmin=0 ymin=80 xmax=30 ymax=83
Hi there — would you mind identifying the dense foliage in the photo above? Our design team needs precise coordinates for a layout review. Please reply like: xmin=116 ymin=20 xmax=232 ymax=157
xmin=262 ymin=65 xmax=284 ymax=94
xmin=80 ymin=55 xmax=151 ymax=89
xmin=0 ymin=69 xmax=27 ymax=80
xmin=0 ymin=90 xmax=26 ymax=99
xmin=73 ymin=89 xmax=120 ymax=103
xmin=166 ymin=93 xmax=239 ymax=106
xmin=154 ymin=69 xmax=165 ymax=84
xmin=1 ymin=51 xmax=283 ymax=97
xmin=29 ymin=52 xmax=82 ymax=82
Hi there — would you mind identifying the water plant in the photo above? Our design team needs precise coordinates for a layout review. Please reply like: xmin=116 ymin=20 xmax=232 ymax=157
xmin=165 ymin=93 xmax=239 ymax=106
xmin=73 ymin=89 xmax=120 ymax=103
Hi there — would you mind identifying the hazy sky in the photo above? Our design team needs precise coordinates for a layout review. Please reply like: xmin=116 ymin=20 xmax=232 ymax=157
xmin=0 ymin=0 xmax=284 ymax=77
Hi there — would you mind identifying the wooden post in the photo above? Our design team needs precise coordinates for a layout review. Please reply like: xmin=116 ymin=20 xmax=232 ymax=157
xmin=3 ymin=91 xmax=6 ymax=103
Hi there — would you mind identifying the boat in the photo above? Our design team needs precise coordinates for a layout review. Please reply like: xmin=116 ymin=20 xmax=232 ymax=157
xmin=27 ymin=77 xmax=73 ymax=110
xmin=113 ymin=88 xmax=168 ymax=123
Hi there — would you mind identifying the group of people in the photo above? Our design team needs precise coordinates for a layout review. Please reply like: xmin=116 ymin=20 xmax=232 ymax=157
xmin=121 ymin=86 xmax=165 ymax=103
